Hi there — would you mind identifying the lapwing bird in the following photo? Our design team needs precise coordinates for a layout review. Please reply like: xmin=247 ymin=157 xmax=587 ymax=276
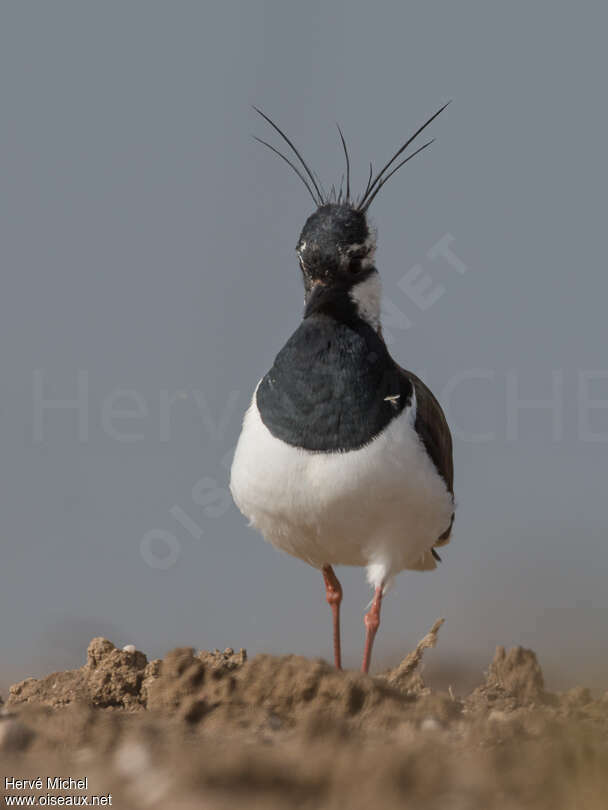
xmin=230 ymin=104 xmax=454 ymax=673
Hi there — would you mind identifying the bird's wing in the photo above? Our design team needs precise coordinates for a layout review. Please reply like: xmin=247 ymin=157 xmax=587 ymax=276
xmin=399 ymin=366 xmax=454 ymax=546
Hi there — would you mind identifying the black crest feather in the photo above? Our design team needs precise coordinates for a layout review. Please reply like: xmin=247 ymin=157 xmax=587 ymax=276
xmin=253 ymin=102 xmax=450 ymax=211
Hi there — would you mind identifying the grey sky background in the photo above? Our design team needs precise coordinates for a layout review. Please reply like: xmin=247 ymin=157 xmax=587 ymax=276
xmin=1 ymin=1 xmax=607 ymax=691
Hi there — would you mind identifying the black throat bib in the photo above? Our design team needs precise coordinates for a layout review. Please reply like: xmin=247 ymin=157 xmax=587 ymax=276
xmin=256 ymin=313 xmax=412 ymax=452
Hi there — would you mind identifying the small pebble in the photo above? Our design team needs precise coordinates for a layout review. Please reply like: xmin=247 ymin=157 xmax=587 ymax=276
xmin=488 ymin=710 xmax=510 ymax=723
xmin=114 ymin=740 xmax=150 ymax=776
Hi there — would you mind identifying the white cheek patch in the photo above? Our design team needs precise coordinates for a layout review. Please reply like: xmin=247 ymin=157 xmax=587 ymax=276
xmin=344 ymin=228 xmax=378 ymax=269
xmin=350 ymin=271 xmax=382 ymax=331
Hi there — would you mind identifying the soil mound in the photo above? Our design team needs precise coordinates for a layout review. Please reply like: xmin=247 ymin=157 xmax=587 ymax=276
xmin=2 ymin=626 xmax=608 ymax=810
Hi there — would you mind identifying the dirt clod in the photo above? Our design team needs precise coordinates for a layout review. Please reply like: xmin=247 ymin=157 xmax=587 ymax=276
xmin=468 ymin=644 xmax=547 ymax=712
xmin=0 ymin=715 xmax=35 ymax=752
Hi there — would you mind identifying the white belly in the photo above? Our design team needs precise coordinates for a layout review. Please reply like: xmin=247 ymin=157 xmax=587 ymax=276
xmin=230 ymin=388 xmax=453 ymax=588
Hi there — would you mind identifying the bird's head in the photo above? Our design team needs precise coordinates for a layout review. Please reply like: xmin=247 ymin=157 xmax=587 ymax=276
xmin=253 ymin=102 xmax=450 ymax=330
xmin=296 ymin=203 xmax=375 ymax=289
xmin=295 ymin=202 xmax=380 ymax=328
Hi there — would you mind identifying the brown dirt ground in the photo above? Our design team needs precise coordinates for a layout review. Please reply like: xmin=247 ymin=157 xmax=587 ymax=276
xmin=2 ymin=622 xmax=608 ymax=809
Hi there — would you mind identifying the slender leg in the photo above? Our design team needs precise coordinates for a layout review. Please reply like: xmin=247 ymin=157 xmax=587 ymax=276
xmin=361 ymin=585 xmax=383 ymax=674
xmin=322 ymin=565 xmax=343 ymax=670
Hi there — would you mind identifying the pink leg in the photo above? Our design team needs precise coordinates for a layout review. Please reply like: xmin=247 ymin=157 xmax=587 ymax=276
xmin=361 ymin=585 xmax=383 ymax=674
xmin=322 ymin=565 xmax=343 ymax=670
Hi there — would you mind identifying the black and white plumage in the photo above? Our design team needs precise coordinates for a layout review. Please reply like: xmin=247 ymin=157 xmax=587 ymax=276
xmin=230 ymin=106 xmax=454 ymax=672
